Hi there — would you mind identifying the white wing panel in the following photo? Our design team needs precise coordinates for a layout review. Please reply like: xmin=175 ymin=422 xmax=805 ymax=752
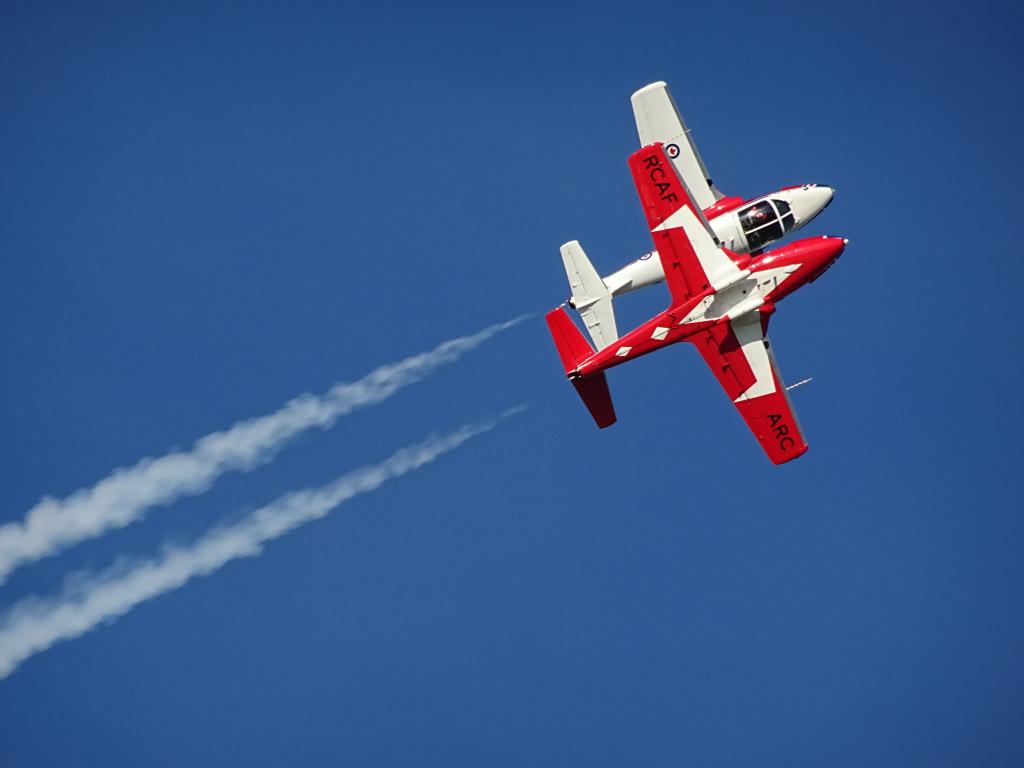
xmin=729 ymin=313 xmax=777 ymax=401
xmin=630 ymin=81 xmax=723 ymax=211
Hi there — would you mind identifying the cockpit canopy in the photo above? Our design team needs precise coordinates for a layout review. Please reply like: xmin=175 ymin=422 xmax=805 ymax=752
xmin=738 ymin=199 xmax=796 ymax=250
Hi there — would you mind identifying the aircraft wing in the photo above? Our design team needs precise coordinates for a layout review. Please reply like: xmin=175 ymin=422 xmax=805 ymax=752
xmin=631 ymin=82 xmax=724 ymax=211
xmin=690 ymin=312 xmax=808 ymax=464
xmin=628 ymin=143 xmax=743 ymax=306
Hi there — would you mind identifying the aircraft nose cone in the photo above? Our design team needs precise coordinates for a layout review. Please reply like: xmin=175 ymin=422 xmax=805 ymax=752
xmin=782 ymin=184 xmax=834 ymax=228
xmin=821 ymin=234 xmax=846 ymax=259
xmin=805 ymin=235 xmax=846 ymax=282
xmin=834 ymin=235 xmax=846 ymax=259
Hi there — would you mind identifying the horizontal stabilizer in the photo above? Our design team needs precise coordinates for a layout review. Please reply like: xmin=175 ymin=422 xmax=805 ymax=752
xmin=545 ymin=306 xmax=594 ymax=374
xmin=572 ymin=373 xmax=617 ymax=428
xmin=545 ymin=307 xmax=617 ymax=428
xmin=559 ymin=240 xmax=618 ymax=349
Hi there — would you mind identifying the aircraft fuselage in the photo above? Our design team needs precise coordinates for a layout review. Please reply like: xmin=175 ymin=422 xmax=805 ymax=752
xmin=574 ymin=235 xmax=846 ymax=377
xmin=602 ymin=184 xmax=835 ymax=299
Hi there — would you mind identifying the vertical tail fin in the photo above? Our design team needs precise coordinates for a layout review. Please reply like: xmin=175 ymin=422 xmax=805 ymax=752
xmin=545 ymin=307 xmax=617 ymax=429
xmin=560 ymin=241 xmax=618 ymax=350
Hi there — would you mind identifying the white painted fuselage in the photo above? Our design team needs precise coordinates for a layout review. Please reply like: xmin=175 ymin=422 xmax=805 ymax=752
xmin=602 ymin=184 xmax=834 ymax=297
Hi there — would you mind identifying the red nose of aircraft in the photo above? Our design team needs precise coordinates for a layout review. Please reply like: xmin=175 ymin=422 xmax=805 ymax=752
xmin=805 ymin=235 xmax=846 ymax=281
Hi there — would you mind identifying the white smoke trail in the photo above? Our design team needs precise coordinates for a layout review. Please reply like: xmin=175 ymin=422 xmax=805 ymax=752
xmin=0 ymin=409 xmax=522 ymax=679
xmin=0 ymin=317 xmax=526 ymax=585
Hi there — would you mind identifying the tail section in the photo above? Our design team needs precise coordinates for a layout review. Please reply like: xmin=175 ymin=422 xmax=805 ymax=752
xmin=571 ymin=375 xmax=617 ymax=428
xmin=559 ymin=240 xmax=619 ymax=350
xmin=546 ymin=306 xmax=593 ymax=374
xmin=545 ymin=307 xmax=617 ymax=429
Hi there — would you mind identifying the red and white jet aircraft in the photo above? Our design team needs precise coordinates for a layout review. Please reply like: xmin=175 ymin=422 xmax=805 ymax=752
xmin=546 ymin=141 xmax=847 ymax=464
xmin=562 ymin=81 xmax=835 ymax=351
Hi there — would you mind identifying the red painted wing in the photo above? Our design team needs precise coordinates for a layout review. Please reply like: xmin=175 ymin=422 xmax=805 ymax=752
xmin=690 ymin=314 xmax=808 ymax=465
xmin=690 ymin=323 xmax=757 ymax=401
xmin=733 ymin=370 xmax=809 ymax=465
xmin=627 ymin=144 xmax=711 ymax=305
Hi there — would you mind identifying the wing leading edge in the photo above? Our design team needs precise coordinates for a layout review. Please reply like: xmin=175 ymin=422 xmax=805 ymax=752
xmin=690 ymin=312 xmax=808 ymax=465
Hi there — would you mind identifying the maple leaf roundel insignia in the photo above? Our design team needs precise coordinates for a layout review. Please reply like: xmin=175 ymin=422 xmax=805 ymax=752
xmin=665 ymin=143 xmax=680 ymax=159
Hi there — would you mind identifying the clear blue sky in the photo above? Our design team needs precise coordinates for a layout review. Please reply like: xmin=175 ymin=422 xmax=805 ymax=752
xmin=2 ymin=1 xmax=1022 ymax=765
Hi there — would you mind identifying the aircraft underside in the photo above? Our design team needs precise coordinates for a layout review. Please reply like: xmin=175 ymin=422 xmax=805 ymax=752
xmin=546 ymin=81 xmax=847 ymax=464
